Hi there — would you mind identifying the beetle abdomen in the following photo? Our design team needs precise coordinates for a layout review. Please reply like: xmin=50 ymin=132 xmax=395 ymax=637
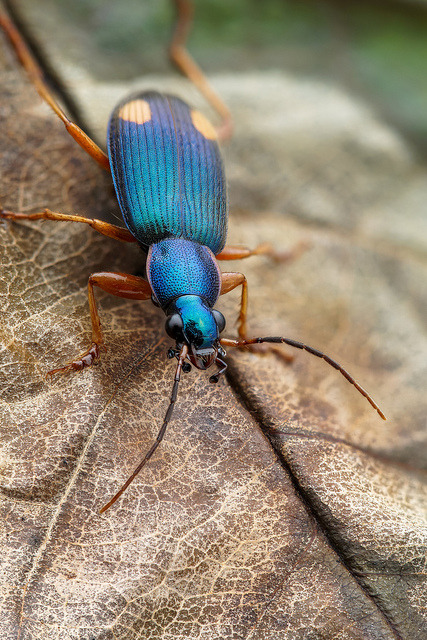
xmin=108 ymin=91 xmax=227 ymax=254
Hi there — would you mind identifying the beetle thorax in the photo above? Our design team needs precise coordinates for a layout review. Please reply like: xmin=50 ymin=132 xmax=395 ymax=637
xmin=147 ymin=237 xmax=221 ymax=310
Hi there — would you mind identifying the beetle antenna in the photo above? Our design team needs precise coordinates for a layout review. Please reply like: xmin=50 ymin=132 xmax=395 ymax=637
xmin=220 ymin=336 xmax=386 ymax=420
xmin=100 ymin=344 xmax=188 ymax=514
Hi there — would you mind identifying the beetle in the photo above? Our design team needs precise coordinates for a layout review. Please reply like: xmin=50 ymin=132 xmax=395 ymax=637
xmin=0 ymin=1 xmax=385 ymax=513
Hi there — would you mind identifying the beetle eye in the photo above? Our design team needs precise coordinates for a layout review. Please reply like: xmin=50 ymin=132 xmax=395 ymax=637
xmin=212 ymin=309 xmax=226 ymax=334
xmin=165 ymin=313 xmax=184 ymax=340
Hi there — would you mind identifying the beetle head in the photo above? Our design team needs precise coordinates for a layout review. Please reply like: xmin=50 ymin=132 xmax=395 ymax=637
xmin=165 ymin=295 xmax=225 ymax=369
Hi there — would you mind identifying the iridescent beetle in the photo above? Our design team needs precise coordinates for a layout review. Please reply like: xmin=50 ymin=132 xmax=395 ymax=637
xmin=0 ymin=0 xmax=385 ymax=513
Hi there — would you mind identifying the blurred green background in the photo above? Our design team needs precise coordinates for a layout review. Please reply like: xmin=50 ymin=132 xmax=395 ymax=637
xmin=6 ymin=0 xmax=427 ymax=155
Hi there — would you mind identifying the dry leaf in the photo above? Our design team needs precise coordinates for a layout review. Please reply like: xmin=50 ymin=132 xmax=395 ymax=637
xmin=0 ymin=14 xmax=426 ymax=640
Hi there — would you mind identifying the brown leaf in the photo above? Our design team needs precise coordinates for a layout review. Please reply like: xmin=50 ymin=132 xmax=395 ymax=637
xmin=1 ymin=13 xmax=426 ymax=640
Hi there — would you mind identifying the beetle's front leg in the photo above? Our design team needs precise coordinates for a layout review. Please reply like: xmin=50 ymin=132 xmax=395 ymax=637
xmin=220 ymin=272 xmax=248 ymax=338
xmin=48 ymin=272 xmax=152 ymax=375
xmin=219 ymin=272 xmax=294 ymax=364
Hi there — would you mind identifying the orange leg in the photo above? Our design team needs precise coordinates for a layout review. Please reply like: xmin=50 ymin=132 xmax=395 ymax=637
xmin=0 ymin=207 xmax=136 ymax=243
xmin=48 ymin=272 xmax=152 ymax=375
xmin=216 ymin=241 xmax=308 ymax=263
xmin=0 ymin=12 xmax=110 ymax=171
xmin=217 ymin=241 xmax=308 ymax=362
xmin=220 ymin=272 xmax=248 ymax=338
xmin=169 ymin=0 xmax=232 ymax=141
xmin=220 ymin=271 xmax=294 ymax=364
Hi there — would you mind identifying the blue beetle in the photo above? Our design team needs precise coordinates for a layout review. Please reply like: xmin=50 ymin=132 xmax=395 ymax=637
xmin=109 ymin=92 xmax=228 ymax=372
xmin=0 ymin=6 xmax=385 ymax=512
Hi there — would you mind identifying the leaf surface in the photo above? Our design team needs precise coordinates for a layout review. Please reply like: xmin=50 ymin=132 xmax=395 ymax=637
xmin=0 ymin=7 xmax=426 ymax=640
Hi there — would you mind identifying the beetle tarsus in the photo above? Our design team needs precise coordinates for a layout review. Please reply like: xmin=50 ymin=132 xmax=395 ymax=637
xmin=47 ymin=342 xmax=102 ymax=376
xmin=209 ymin=355 xmax=227 ymax=383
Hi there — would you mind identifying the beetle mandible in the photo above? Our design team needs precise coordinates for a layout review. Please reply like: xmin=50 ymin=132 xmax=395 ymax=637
xmin=0 ymin=0 xmax=385 ymax=513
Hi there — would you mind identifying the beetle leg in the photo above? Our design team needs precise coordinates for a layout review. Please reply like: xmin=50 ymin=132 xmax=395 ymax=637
xmin=216 ymin=241 xmax=309 ymax=263
xmin=0 ymin=12 xmax=110 ymax=170
xmin=217 ymin=241 xmax=308 ymax=362
xmin=219 ymin=272 xmax=294 ymax=364
xmin=169 ymin=0 xmax=232 ymax=141
xmin=0 ymin=207 xmax=136 ymax=243
xmin=220 ymin=272 xmax=248 ymax=338
xmin=48 ymin=272 xmax=152 ymax=375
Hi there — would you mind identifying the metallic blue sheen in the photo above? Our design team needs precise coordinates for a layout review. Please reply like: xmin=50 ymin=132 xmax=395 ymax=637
xmin=147 ymin=238 xmax=221 ymax=311
xmin=173 ymin=295 xmax=219 ymax=350
xmin=107 ymin=91 xmax=227 ymax=254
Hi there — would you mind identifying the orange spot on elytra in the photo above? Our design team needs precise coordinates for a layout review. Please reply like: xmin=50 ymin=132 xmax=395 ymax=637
xmin=191 ymin=110 xmax=217 ymax=140
xmin=119 ymin=99 xmax=152 ymax=124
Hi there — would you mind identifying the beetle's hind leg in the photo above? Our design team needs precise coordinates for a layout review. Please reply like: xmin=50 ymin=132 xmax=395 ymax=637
xmin=169 ymin=0 xmax=232 ymax=141
xmin=48 ymin=273 xmax=152 ymax=375
xmin=0 ymin=11 xmax=109 ymax=170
